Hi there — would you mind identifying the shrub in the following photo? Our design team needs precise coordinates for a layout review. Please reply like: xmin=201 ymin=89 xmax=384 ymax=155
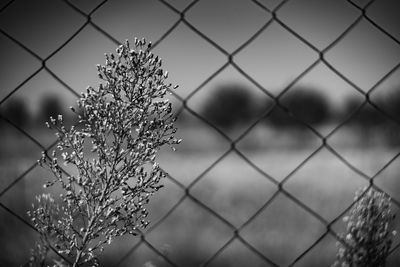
xmin=0 ymin=97 xmax=30 ymax=128
xmin=268 ymin=87 xmax=330 ymax=127
xmin=38 ymin=95 xmax=64 ymax=124
xmin=27 ymin=38 xmax=180 ymax=266
xmin=344 ymin=97 xmax=385 ymax=128
xmin=201 ymin=84 xmax=255 ymax=130
xmin=382 ymin=90 xmax=400 ymax=123
xmin=333 ymin=187 xmax=396 ymax=267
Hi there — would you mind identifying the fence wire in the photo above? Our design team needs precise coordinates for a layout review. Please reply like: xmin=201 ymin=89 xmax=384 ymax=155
xmin=0 ymin=0 xmax=399 ymax=266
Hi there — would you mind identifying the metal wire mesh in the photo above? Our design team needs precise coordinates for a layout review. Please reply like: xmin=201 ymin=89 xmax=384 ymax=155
xmin=0 ymin=0 xmax=399 ymax=266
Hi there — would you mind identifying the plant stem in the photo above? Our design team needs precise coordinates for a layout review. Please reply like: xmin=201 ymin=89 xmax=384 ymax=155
xmin=72 ymin=215 xmax=96 ymax=267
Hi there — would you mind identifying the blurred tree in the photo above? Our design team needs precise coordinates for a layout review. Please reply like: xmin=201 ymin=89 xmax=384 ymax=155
xmin=344 ymin=97 xmax=385 ymax=127
xmin=0 ymin=98 xmax=30 ymax=128
xmin=383 ymin=89 xmax=400 ymax=122
xmin=200 ymin=84 xmax=255 ymax=130
xmin=267 ymin=87 xmax=331 ymax=127
xmin=38 ymin=95 xmax=63 ymax=124
xmin=265 ymin=105 xmax=293 ymax=127
xmin=382 ymin=90 xmax=400 ymax=146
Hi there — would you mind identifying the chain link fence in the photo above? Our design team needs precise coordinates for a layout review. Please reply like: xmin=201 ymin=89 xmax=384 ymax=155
xmin=0 ymin=0 xmax=399 ymax=266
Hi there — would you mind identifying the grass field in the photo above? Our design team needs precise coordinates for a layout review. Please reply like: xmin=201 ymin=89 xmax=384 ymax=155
xmin=0 ymin=126 xmax=399 ymax=266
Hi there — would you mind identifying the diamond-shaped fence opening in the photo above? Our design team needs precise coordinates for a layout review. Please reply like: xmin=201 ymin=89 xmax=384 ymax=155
xmin=1 ymin=0 xmax=400 ymax=266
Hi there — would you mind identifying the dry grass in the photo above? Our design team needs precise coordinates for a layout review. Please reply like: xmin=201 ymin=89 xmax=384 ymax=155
xmin=0 ymin=128 xmax=399 ymax=266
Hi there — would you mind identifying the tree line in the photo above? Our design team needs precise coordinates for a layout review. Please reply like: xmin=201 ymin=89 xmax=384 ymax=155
xmin=198 ymin=84 xmax=400 ymax=131
xmin=2 ymin=85 xmax=400 ymax=132
xmin=0 ymin=95 xmax=72 ymax=129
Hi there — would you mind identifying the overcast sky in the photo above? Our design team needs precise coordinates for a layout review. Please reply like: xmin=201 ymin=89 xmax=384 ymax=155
xmin=1 ymin=0 xmax=400 ymax=113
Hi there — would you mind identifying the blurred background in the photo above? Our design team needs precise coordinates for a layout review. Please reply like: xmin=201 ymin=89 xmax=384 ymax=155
xmin=1 ymin=0 xmax=400 ymax=266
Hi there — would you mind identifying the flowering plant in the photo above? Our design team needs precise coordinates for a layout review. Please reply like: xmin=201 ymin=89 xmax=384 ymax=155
xmin=333 ymin=187 xmax=396 ymax=267
xmin=27 ymin=38 xmax=180 ymax=266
